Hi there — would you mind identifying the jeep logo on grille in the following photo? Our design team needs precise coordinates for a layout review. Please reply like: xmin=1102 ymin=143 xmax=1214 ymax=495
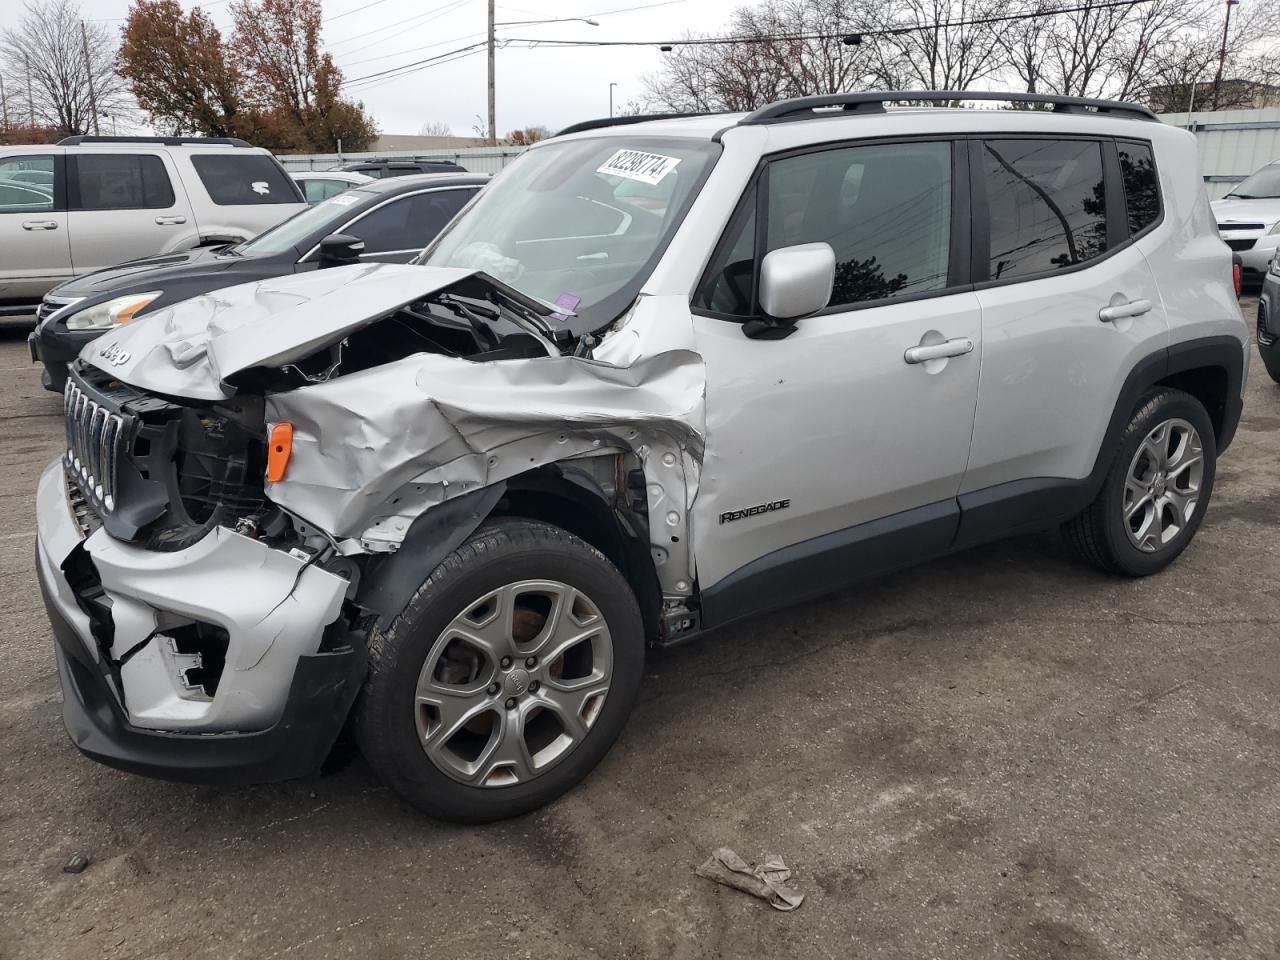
xmin=98 ymin=342 xmax=131 ymax=366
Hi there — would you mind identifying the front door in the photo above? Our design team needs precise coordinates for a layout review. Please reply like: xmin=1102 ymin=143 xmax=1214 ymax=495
xmin=0 ymin=151 xmax=71 ymax=306
xmin=691 ymin=138 xmax=981 ymax=620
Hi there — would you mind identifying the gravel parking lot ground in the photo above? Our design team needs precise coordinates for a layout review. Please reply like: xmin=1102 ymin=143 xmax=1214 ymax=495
xmin=1 ymin=299 xmax=1277 ymax=960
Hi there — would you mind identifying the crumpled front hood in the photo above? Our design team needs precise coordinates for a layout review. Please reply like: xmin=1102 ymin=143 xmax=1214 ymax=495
xmin=79 ymin=263 xmax=512 ymax=400
xmin=1212 ymin=196 xmax=1280 ymax=228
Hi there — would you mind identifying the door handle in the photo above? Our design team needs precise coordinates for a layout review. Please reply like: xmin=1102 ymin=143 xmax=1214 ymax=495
xmin=22 ymin=220 xmax=58 ymax=230
xmin=154 ymin=215 xmax=187 ymax=225
xmin=1098 ymin=298 xmax=1152 ymax=323
xmin=904 ymin=337 xmax=974 ymax=365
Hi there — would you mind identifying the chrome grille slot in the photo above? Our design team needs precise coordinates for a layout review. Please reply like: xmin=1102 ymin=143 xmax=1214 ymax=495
xmin=63 ymin=378 xmax=129 ymax=513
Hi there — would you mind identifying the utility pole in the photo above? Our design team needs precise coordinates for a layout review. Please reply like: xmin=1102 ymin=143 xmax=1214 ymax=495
xmin=0 ymin=74 xmax=8 ymax=133
xmin=1211 ymin=0 xmax=1239 ymax=111
xmin=80 ymin=20 xmax=100 ymax=136
xmin=486 ymin=0 xmax=496 ymax=146
xmin=609 ymin=82 xmax=617 ymax=117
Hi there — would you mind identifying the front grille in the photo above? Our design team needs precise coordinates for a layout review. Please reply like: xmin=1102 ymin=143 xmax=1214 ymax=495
xmin=1226 ymin=238 xmax=1257 ymax=251
xmin=1260 ymin=300 xmax=1274 ymax=347
xmin=63 ymin=378 xmax=132 ymax=514
xmin=1219 ymin=222 xmax=1265 ymax=232
xmin=38 ymin=295 xmax=82 ymax=324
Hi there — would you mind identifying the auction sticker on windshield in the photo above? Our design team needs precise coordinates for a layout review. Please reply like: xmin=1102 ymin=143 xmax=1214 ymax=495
xmin=597 ymin=149 xmax=681 ymax=186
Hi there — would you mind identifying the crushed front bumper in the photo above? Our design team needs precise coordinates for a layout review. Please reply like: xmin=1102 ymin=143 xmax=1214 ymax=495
xmin=35 ymin=460 xmax=366 ymax=784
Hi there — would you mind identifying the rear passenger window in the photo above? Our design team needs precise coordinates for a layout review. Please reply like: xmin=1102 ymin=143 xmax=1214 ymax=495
xmin=768 ymin=141 xmax=953 ymax=307
xmin=1117 ymin=141 xmax=1159 ymax=236
xmin=981 ymin=139 xmax=1107 ymax=280
xmin=191 ymin=154 xmax=301 ymax=205
xmin=71 ymin=154 xmax=174 ymax=210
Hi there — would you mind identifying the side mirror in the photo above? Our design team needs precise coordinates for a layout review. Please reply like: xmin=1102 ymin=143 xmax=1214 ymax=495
xmin=758 ymin=242 xmax=835 ymax=321
xmin=317 ymin=233 xmax=365 ymax=268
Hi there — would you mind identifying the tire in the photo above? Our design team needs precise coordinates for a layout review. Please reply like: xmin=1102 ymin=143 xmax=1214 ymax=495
xmin=1260 ymin=342 xmax=1280 ymax=385
xmin=1063 ymin=388 xmax=1217 ymax=577
xmin=355 ymin=518 xmax=644 ymax=823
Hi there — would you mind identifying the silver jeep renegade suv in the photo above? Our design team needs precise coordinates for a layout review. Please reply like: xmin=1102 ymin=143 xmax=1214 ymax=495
xmin=35 ymin=92 xmax=1248 ymax=822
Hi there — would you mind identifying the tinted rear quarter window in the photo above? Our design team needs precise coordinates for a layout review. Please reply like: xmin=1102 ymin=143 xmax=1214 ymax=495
xmin=191 ymin=154 xmax=301 ymax=205
xmin=982 ymin=138 xmax=1107 ymax=280
xmin=70 ymin=154 xmax=174 ymax=210
xmin=1117 ymin=140 xmax=1160 ymax=236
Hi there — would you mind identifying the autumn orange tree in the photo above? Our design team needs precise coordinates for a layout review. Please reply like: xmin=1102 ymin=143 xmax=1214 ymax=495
xmin=118 ymin=0 xmax=376 ymax=152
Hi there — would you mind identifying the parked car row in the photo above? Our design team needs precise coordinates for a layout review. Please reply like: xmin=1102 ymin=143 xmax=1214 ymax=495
xmin=30 ymin=171 xmax=485 ymax=390
xmin=28 ymin=93 xmax=1253 ymax=825
xmin=1 ymin=136 xmax=308 ymax=317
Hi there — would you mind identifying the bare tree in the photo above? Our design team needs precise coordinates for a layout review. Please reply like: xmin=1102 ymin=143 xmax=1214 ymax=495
xmin=0 ymin=0 xmax=129 ymax=137
xmin=643 ymin=0 xmax=880 ymax=112
xmin=865 ymin=0 xmax=1012 ymax=92
xmin=418 ymin=119 xmax=453 ymax=136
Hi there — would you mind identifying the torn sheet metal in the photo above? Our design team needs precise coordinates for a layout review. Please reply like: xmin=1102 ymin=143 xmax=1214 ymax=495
xmin=78 ymin=263 xmax=544 ymax=400
xmin=264 ymin=335 xmax=705 ymax=594
xmin=695 ymin=848 xmax=805 ymax=911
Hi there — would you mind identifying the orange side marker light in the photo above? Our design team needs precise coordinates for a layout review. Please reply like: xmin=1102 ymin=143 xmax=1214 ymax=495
xmin=266 ymin=422 xmax=293 ymax=483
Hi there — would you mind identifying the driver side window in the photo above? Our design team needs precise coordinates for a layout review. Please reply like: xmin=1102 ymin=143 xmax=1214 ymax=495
xmin=696 ymin=140 xmax=955 ymax=317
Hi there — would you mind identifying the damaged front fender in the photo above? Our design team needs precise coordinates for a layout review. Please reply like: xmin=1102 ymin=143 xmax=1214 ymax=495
xmin=265 ymin=319 xmax=706 ymax=597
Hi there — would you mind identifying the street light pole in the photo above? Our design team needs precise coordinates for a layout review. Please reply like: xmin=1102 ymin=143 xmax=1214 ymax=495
xmin=486 ymin=0 xmax=496 ymax=146
xmin=609 ymin=82 xmax=617 ymax=117
xmin=1211 ymin=0 xmax=1239 ymax=111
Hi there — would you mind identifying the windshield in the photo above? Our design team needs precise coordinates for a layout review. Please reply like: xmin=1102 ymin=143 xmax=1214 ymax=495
xmin=418 ymin=137 xmax=720 ymax=331
xmin=1228 ymin=164 xmax=1280 ymax=199
xmin=235 ymin=190 xmax=370 ymax=256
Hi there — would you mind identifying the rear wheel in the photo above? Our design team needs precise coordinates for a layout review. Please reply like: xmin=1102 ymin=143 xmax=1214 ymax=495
xmin=1063 ymin=388 xmax=1216 ymax=576
xmin=355 ymin=519 xmax=644 ymax=822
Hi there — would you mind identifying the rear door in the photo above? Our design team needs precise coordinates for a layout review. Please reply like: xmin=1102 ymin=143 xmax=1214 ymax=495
xmin=0 ymin=151 xmax=71 ymax=305
xmin=958 ymin=135 xmax=1169 ymax=539
xmin=186 ymin=151 xmax=307 ymax=238
xmin=66 ymin=151 xmax=197 ymax=274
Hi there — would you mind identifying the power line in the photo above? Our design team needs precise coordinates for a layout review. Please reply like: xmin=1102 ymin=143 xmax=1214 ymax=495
xmin=325 ymin=0 xmax=396 ymax=23
xmin=342 ymin=0 xmax=1155 ymax=89
xmin=328 ymin=0 xmax=470 ymax=48
xmin=500 ymin=0 xmax=1154 ymax=48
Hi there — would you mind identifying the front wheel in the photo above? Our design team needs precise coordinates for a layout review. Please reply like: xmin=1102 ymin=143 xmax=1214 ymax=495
xmin=1063 ymin=388 xmax=1217 ymax=577
xmin=355 ymin=519 xmax=644 ymax=822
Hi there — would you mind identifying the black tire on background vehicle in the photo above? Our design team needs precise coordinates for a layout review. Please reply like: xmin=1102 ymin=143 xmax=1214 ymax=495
xmin=1262 ymin=346 xmax=1280 ymax=385
xmin=1063 ymin=388 xmax=1217 ymax=577
xmin=355 ymin=519 xmax=645 ymax=823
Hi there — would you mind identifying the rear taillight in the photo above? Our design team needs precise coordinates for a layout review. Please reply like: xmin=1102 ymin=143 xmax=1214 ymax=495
xmin=1233 ymin=261 xmax=1242 ymax=297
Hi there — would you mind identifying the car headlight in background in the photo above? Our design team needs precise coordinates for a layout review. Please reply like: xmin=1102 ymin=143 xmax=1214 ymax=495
xmin=1269 ymin=221 xmax=1280 ymax=235
xmin=64 ymin=292 xmax=162 ymax=331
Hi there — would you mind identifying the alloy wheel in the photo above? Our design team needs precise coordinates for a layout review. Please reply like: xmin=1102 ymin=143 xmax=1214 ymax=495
xmin=1122 ymin=417 xmax=1205 ymax=553
xmin=414 ymin=580 xmax=614 ymax=787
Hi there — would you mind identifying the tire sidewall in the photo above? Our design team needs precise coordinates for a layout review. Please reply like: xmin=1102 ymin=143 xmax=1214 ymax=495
xmin=1099 ymin=392 xmax=1217 ymax=576
xmin=358 ymin=526 xmax=644 ymax=822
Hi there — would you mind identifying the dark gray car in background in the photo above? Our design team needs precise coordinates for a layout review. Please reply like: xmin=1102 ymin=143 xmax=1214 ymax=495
xmin=30 ymin=173 xmax=485 ymax=391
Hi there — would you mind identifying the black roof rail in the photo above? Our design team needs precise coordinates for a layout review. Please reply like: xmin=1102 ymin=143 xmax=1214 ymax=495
xmin=56 ymin=135 xmax=254 ymax=147
xmin=554 ymin=112 xmax=715 ymax=137
xmin=740 ymin=91 xmax=1158 ymax=125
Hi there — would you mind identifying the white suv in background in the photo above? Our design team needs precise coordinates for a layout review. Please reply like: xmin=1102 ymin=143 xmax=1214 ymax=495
xmin=1212 ymin=158 xmax=1280 ymax=285
xmin=0 ymin=135 xmax=306 ymax=318
xmin=36 ymin=92 xmax=1248 ymax=823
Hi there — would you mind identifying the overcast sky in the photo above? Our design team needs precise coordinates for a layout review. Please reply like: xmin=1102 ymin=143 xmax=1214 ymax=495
xmin=0 ymin=0 xmax=745 ymax=136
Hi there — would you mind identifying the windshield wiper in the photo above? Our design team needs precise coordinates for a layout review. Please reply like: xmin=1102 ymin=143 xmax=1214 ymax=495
xmin=1226 ymin=193 xmax=1256 ymax=199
